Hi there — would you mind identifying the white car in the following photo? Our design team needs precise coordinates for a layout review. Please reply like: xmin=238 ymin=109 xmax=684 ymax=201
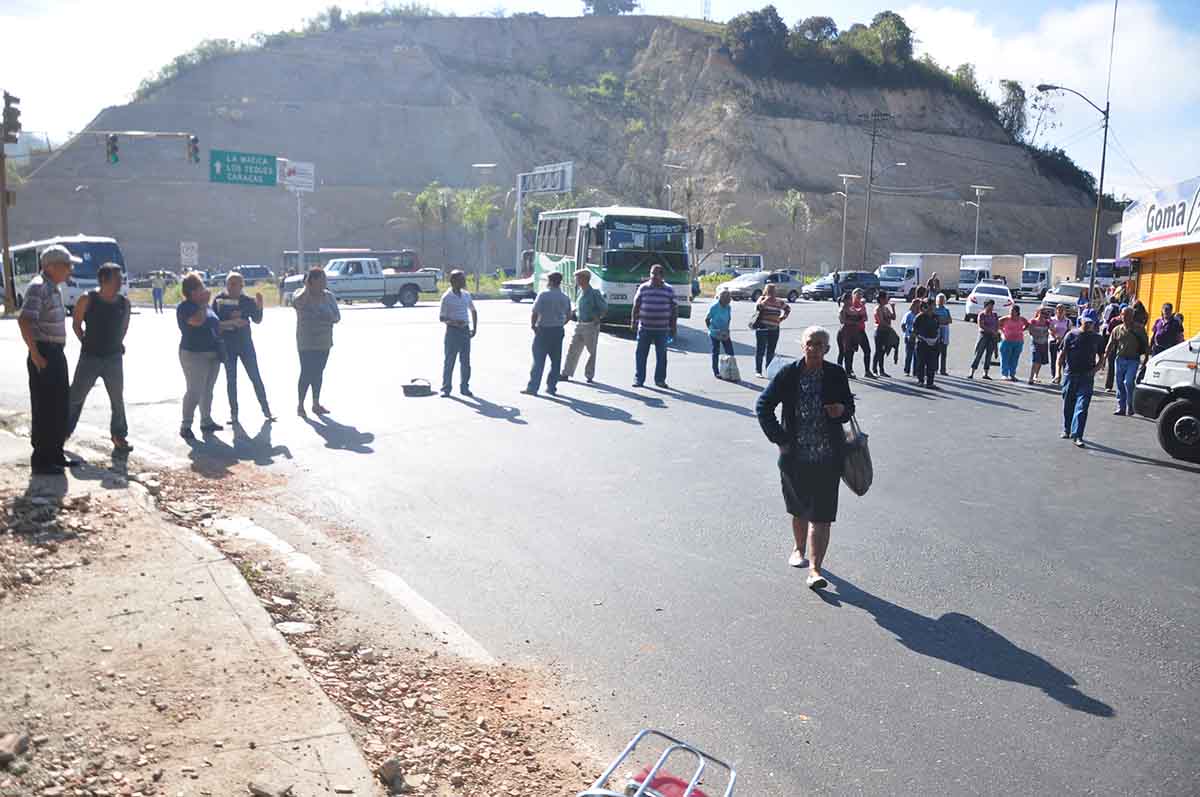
xmin=1041 ymin=281 xmax=1099 ymax=321
xmin=964 ymin=281 xmax=1014 ymax=322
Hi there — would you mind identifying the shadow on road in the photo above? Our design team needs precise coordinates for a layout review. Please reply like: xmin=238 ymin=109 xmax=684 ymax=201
xmin=302 ymin=415 xmax=374 ymax=453
xmin=66 ymin=447 xmax=133 ymax=490
xmin=541 ymin=393 xmax=642 ymax=425
xmin=589 ymin=382 xmax=667 ymax=409
xmin=1083 ymin=440 xmax=1200 ymax=474
xmin=648 ymin=385 xmax=756 ymax=418
xmin=184 ymin=420 xmax=296 ymax=475
xmin=817 ymin=572 xmax=1115 ymax=717
xmin=447 ymin=395 xmax=527 ymax=425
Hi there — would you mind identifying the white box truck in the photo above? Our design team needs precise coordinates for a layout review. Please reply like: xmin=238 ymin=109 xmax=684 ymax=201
xmin=879 ymin=253 xmax=961 ymax=300
xmin=1019 ymin=254 xmax=1077 ymax=300
xmin=959 ymin=255 xmax=1023 ymax=297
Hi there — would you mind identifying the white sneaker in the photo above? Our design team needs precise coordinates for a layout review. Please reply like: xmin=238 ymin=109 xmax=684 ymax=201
xmin=806 ymin=572 xmax=828 ymax=590
xmin=788 ymin=549 xmax=808 ymax=568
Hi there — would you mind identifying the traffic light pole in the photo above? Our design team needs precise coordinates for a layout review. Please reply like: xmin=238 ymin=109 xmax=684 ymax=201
xmin=1 ymin=148 xmax=13 ymax=314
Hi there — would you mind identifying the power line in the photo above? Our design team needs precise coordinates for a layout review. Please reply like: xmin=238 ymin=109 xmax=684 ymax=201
xmin=1105 ymin=126 xmax=1161 ymax=194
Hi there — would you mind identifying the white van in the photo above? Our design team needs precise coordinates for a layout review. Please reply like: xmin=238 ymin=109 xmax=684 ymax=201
xmin=1134 ymin=332 xmax=1200 ymax=462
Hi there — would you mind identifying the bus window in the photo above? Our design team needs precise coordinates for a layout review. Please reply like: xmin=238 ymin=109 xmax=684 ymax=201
xmin=13 ymin=247 xmax=38 ymax=277
xmin=565 ymin=219 xmax=577 ymax=257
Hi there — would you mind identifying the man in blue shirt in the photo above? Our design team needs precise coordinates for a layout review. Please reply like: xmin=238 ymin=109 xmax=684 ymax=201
xmin=522 ymin=271 xmax=572 ymax=396
xmin=1058 ymin=310 xmax=1104 ymax=448
xmin=630 ymin=264 xmax=677 ymax=388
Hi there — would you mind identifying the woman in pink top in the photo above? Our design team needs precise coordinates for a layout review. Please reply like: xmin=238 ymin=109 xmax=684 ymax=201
xmin=997 ymin=305 xmax=1030 ymax=381
xmin=1047 ymin=305 xmax=1071 ymax=384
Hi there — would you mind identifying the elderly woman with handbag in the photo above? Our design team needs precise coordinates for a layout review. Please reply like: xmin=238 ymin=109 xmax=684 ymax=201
xmin=706 ymin=288 xmax=737 ymax=380
xmin=756 ymin=325 xmax=856 ymax=590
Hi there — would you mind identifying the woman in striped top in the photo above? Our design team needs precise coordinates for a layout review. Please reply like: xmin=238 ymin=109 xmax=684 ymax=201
xmin=753 ymin=284 xmax=791 ymax=377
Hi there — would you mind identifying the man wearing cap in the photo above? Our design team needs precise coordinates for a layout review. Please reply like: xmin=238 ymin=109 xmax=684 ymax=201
xmin=1057 ymin=309 xmax=1105 ymax=448
xmin=18 ymin=245 xmax=80 ymax=474
xmin=522 ymin=271 xmax=572 ymax=396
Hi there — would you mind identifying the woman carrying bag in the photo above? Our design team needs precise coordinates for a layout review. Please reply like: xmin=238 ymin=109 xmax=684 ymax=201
xmin=706 ymin=288 xmax=738 ymax=380
xmin=756 ymin=325 xmax=857 ymax=591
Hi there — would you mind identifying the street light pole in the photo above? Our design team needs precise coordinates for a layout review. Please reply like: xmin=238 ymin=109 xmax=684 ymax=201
xmin=664 ymin=183 xmax=672 ymax=213
xmin=968 ymin=184 xmax=994 ymax=255
xmin=835 ymin=173 xmax=861 ymax=271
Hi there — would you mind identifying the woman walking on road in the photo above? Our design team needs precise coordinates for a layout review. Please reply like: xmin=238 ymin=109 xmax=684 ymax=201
xmin=176 ymin=272 xmax=223 ymax=440
xmin=756 ymin=325 xmax=855 ymax=591
xmin=912 ymin=300 xmax=942 ymax=388
xmin=933 ymin=293 xmax=953 ymax=375
xmin=998 ymin=305 xmax=1030 ymax=381
xmin=293 ymin=266 xmax=341 ymax=416
xmin=901 ymin=299 xmax=919 ymax=376
xmin=1027 ymin=306 xmax=1051 ymax=384
xmin=968 ymin=299 xmax=1000 ymax=380
xmin=707 ymin=288 xmax=736 ymax=379
xmin=838 ymin=289 xmax=871 ymax=378
xmin=872 ymin=292 xmax=896 ymax=377
xmin=753 ymin=284 xmax=790 ymax=377
xmin=1048 ymin=304 xmax=1071 ymax=384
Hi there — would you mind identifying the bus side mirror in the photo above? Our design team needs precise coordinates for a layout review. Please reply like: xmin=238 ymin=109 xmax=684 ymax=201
xmin=694 ymin=227 xmax=705 ymax=250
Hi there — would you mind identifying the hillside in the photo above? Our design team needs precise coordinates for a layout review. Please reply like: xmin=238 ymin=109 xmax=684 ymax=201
xmin=11 ymin=15 xmax=1117 ymax=273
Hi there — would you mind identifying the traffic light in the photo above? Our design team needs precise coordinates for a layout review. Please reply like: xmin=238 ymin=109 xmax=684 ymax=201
xmin=105 ymin=134 xmax=119 ymax=164
xmin=187 ymin=135 xmax=200 ymax=164
xmin=2 ymin=92 xmax=20 ymax=144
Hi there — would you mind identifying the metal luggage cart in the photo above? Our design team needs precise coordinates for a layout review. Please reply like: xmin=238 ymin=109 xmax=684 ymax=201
xmin=579 ymin=728 xmax=737 ymax=797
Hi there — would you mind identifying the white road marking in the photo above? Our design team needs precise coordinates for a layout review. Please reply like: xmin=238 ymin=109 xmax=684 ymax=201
xmin=213 ymin=516 xmax=322 ymax=574
xmin=362 ymin=563 xmax=497 ymax=665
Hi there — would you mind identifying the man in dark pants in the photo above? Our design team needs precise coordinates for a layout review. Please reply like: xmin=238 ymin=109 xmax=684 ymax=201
xmin=1058 ymin=310 xmax=1105 ymax=448
xmin=18 ymin=245 xmax=80 ymax=475
xmin=439 ymin=270 xmax=477 ymax=397
xmin=912 ymin=299 xmax=942 ymax=389
xmin=522 ymin=271 xmax=572 ymax=396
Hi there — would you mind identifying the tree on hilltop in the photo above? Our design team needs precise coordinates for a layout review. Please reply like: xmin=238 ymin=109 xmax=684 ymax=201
xmin=583 ymin=0 xmax=638 ymax=15
xmin=998 ymin=80 xmax=1028 ymax=141
xmin=724 ymin=6 xmax=789 ymax=72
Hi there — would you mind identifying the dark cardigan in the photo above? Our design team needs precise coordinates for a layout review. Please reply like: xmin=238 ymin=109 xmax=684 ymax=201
xmin=755 ymin=359 xmax=856 ymax=470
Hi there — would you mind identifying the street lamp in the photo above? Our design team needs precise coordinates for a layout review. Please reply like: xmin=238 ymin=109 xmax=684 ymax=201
xmin=834 ymin=173 xmax=862 ymax=270
xmin=962 ymin=184 xmax=994 ymax=255
xmin=1037 ymin=81 xmax=1111 ymax=301
xmin=664 ymin=183 xmax=673 ymax=212
xmin=862 ymin=161 xmax=907 ymax=268
xmin=471 ymin=162 xmax=497 ymax=291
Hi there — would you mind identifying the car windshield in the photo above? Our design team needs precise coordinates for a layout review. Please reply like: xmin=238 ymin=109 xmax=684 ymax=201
xmin=1054 ymin=284 xmax=1086 ymax=298
xmin=973 ymin=285 xmax=1010 ymax=296
xmin=878 ymin=266 xmax=908 ymax=280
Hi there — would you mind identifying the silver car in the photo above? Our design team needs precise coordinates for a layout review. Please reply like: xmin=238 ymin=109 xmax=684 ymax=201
xmin=718 ymin=270 xmax=806 ymax=302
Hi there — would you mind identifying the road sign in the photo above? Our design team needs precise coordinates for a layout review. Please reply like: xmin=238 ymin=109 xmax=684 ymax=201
xmin=180 ymin=241 xmax=198 ymax=267
xmin=209 ymin=149 xmax=277 ymax=186
xmin=279 ymin=159 xmax=315 ymax=193
xmin=519 ymin=161 xmax=573 ymax=195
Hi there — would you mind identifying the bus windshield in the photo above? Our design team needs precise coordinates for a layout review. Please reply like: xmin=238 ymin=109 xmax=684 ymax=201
xmin=605 ymin=219 xmax=687 ymax=253
xmin=62 ymin=241 xmax=125 ymax=280
xmin=1082 ymin=261 xmax=1114 ymax=279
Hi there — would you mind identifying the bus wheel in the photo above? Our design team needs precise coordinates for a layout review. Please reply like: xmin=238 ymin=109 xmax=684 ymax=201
xmin=400 ymin=286 xmax=420 ymax=307
xmin=382 ymin=295 xmax=398 ymax=308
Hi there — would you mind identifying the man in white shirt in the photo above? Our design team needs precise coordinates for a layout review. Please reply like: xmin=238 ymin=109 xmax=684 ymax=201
xmin=522 ymin=271 xmax=572 ymax=396
xmin=439 ymin=270 xmax=477 ymax=397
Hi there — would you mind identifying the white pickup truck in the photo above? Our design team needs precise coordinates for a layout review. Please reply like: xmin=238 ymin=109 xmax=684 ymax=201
xmin=282 ymin=258 xmax=437 ymax=308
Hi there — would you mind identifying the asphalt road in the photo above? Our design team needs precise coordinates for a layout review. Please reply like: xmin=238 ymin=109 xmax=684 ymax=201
xmin=2 ymin=296 xmax=1197 ymax=795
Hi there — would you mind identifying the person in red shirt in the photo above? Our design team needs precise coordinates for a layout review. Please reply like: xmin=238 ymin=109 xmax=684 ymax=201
xmin=838 ymin=289 xmax=873 ymax=378
xmin=998 ymin=305 xmax=1030 ymax=381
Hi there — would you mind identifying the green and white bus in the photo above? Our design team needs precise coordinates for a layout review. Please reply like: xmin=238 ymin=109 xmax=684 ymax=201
xmin=532 ymin=206 xmax=702 ymax=322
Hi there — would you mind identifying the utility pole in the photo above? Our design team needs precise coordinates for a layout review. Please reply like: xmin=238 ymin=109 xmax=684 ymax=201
xmin=860 ymin=111 xmax=891 ymax=269
xmin=968 ymin=184 xmax=994 ymax=255
xmin=836 ymin=173 xmax=862 ymax=271
xmin=2 ymin=91 xmax=20 ymax=314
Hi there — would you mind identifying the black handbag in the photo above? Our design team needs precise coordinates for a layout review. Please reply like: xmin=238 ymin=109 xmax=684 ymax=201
xmin=841 ymin=416 xmax=873 ymax=497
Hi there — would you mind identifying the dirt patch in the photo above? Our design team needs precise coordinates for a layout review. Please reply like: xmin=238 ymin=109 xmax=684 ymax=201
xmin=146 ymin=467 xmax=606 ymax=796
xmin=0 ymin=492 xmax=114 ymax=603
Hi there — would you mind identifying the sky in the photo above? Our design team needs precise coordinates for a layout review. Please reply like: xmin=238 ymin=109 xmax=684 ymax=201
xmin=3 ymin=0 xmax=1198 ymax=200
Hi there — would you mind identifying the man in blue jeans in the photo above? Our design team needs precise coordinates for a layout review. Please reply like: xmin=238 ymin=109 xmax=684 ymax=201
xmin=522 ymin=271 xmax=571 ymax=396
xmin=630 ymin=264 xmax=678 ymax=388
xmin=1057 ymin=310 xmax=1105 ymax=448
xmin=439 ymin=270 xmax=477 ymax=397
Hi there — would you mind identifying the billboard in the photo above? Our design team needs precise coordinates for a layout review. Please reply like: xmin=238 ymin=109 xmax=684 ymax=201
xmin=1119 ymin=174 xmax=1200 ymax=258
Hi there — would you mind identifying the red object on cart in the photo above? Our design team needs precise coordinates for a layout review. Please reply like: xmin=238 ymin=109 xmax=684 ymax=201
xmin=631 ymin=765 xmax=710 ymax=797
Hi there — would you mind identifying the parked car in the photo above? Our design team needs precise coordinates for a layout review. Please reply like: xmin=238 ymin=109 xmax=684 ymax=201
xmin=281 ymin=258 xmax=436 ymax=307
xmin=1041 ymin=281 xmax=1097 ymax=320
xmin=208 ymin=271 xmax=228 ymax=287
xmin=964 ymin=281 xmax=1014 ymax=322
xmin=232 ymin=265 xmax=275 ymax=286
xmin=718 ymin=270 xmax=805 ymax=302
xmin=502 ymin=275 xmax=537 ymax=302
xmin=801 ymin=274 xmax=834 ymax=301
xmin=1134 ymin=332 xmax=1200 ymax=462
xmin=829 ymin=271 xmax=880 ymax=302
